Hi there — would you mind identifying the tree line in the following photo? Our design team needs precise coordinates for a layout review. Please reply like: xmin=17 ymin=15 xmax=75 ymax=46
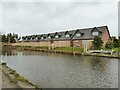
xmin=1 ymin=33 xmax=20 ymax=43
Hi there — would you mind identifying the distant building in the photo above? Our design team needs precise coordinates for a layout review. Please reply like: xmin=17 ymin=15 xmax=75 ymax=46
xmin=18 ymin=26 xmax=110 ymax=49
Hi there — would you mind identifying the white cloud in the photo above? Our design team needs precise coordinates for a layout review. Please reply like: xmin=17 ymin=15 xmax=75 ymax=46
xmin=1 ymin=1 xmax=118 ymax=37
xmin=1 ymin=0 xmax=119 ymax=2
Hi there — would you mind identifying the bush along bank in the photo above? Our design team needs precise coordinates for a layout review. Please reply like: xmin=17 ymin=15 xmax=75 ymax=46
xmin=2 ymin=64 xmax=41 ymax=89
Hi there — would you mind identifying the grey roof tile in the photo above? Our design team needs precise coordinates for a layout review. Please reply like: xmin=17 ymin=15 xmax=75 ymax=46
xmin=22 ymin=26 xmax=109 ymax=41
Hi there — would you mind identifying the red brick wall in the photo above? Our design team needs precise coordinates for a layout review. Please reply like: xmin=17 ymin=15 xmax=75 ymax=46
xmin=101 ymin=30 xmax=110 ymax=47
xmin=53 ymin=40 xmax=71 ymax=48
xmin=73 ymin=40 xmax=82 ymax=47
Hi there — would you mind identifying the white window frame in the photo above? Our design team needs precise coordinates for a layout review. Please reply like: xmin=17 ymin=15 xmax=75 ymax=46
xmin=92 ymin=32 xmax=99 ymax=36
xmin=41 ymin=37 xmax=44 ymax=39
xmin=66 ymin=34 xmax=69 ymax=38
xmin=48 ymin=36 xmax=51 ymax=39
xmin=76 ymin=33 xmax=81 ymax=37
xmin=55 ymin=35 xmax=59 ymax=38
xmin=35 ymin=37 xmax=38 ymax=40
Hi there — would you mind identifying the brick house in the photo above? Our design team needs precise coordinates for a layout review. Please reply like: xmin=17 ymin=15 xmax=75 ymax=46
xmin=52 ymin=30 xmax=76 ymax=48
xmin=19 ymin=25 xmax=110 ymax=49
xmin=72 ymin=26 xmax=110 ymax=49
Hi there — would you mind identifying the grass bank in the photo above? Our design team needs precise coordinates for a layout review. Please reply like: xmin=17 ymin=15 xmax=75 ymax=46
xmin=13 ymin=45 xmax=84 ymax=55
xmin=54 ymin=47 xmax=84 ymax=52
xmin=102 ymin=47 xmax=120 ymax=52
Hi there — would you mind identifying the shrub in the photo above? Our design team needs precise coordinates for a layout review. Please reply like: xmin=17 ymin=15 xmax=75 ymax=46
xmin=92 ymin=36 xmax=103 ymax=50
xmin=105 ymin=40 xmax=113 ymax=49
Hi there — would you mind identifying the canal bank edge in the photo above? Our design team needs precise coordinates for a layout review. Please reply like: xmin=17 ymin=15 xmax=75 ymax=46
xmin=1 ymin=63 xmax=41 ymax=89
xmin=83 ymin=53 xmax=120 ymax=59
xmin=12 ymin=46 xmax=120 ymax=59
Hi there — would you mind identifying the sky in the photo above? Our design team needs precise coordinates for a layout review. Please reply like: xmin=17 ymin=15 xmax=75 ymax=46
xmin=0 ymin=0 xmax=119 ymax=37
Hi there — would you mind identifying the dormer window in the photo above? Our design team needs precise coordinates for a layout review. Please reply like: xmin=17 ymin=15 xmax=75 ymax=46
xmin=35 ymin=37 xmax=38 ymax=40
xmin=41 ymin=37 xmax=44 ymax=39
xmin=48 ymin=36 xmax=51 ymax=39
xmin=30 ymin=37 xmax=32 ymax=40
xmin=92 ymin=32 xmax=99 ymax=36
xmin=76 ymin=33 xmax=81 ymax=37
xmin=32 ymin=37 xmax=35 ymax=40
xmin=66 ymin=34 xmax=69 ymax=38
xmin=55 ymin=35 xmax=59 ymax=38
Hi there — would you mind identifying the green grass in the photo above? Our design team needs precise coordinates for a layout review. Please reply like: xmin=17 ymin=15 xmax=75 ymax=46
xmin=23 ymin=46 xmax=32 ymax=48
xmin=113 ymin=48 xmax=120 ymax=52
xmin=15 ymin=46 xmax=32 ymax=48
xmin=54 ymin=47 xmax=84 ymax=52
xmin=35 ymin=46 xmax=48 ymax=50
xmin=9 ymin=70 xmax=26 ymax=83
xmin=15 ymin=45 xmax=48 ymax=50
xmin=14 ymin=45 xmax=21 ymax=47
xmin=103 ymin=47 xmax=120 ymax=52
xmin=16 ymin=76 xmax=26 ymax=82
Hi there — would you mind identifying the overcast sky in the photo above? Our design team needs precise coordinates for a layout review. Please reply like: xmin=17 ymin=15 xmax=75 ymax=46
xmin=0 ymin=0 xmax=119 ymax=37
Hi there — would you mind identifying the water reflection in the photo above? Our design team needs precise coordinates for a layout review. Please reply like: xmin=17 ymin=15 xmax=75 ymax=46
xmin=2 ymin=48 xmax=118 ymax=88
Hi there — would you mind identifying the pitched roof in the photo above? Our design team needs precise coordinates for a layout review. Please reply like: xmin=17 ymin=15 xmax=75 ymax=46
xmin=53 ymin=26 xmax=109 ymax=41
xmin=44 ymin=33 xmax=55 ymax=41
xmin=53 ymin=30 xmax=76 ymax=41
xmin=22 ymin=26 xmax=110 ymax=41
xmin=72 ymin=26 xmax=109 ymax=40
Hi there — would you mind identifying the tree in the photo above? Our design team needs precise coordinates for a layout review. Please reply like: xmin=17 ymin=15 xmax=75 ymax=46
xmin=105 ymin=40 xmax=113 ymax=49
xmin=1 ymin=33 xmax=19 ymax=43
xmin=92 ymin=36 xmax=103 ymax=50
xmin=111 ymin=36 xmax=120 ymax=48
xmin=2 ymin=34 xmax=7 ymax=42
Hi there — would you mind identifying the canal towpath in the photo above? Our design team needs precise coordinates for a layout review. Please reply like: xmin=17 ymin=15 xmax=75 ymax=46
xmin=0 ymin=64 xmax=20 ymax=88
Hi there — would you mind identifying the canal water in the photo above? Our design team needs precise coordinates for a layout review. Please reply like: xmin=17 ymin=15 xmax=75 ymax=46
xmin=2 ymin=48 xmax=118 ymax=88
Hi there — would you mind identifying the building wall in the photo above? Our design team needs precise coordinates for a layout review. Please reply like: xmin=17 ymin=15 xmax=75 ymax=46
xmin=72 ymin=40 xmax=82 ymax=47
xmin=12 ymin=41 xmax=51 ymax=47
xmin=12 ymin=30 xmax=110 ymax=49
xmin=72 ymin=39 xmax=93 ymax=49
xmin=52 ymin=40 xmax=71 ymax=48
xmin=12 ymin=40 xmax=71 ymax=48
xmin=101 ymin=30 xmax=110 ymax=47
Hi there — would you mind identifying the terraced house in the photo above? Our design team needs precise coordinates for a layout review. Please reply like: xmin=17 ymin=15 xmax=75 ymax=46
xmin=14 ymin=26 xmax=110 ymax=49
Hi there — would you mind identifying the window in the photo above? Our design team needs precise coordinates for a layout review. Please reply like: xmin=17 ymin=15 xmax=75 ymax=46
xmin=48 ymin=36 xmax=51 ymax=39
xmin=55 ymin=35 xmax=59 ymax=38
xmin=35 ymin=37 xmax=38 ymax=40
xmin=32 ymin=37 xmax=35 ymax=40
xmin=76 ymin=33 xmax=81 ymax=37
xmin=41 ymin=37 xmax=43 ymax=39
xmin=92 ymin=32 xmax=99 ymax=36
xmin=66 ymin=34 xmax=69 ymax=38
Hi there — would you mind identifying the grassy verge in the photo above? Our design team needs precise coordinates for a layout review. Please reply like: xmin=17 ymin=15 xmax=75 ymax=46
xmin=54 ymin=47 xmax=84 ymax=52
xmin=35 ymin=46 xmax=48 ymax=50
xmin=13 ymin=45 xmax=84 ymax=52
xmin=14 ymin=45 xmax=48 ymax=50
xmin=113 ymin=48 xmax=120 ymax=52
xmin=103 ymin=47 xmax=120 ymax=52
